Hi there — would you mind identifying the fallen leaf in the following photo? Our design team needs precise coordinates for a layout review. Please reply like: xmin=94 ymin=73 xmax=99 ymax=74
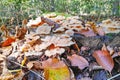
xmin=15 ymin=26 xmax=27 ymax=39
xmin=2 ymin=37 xmax=16 ymax=47
xmin=0 ymin=24 xmax=9 ymax=38
xmin=93 ymin=48 xmax=114 ymax=72
xmin=44 ymin=66 xmax=70 ymax=80
xmin=30 ymin=58 xmax=71 ymax=80
xmin=44 ymin=58 xmax=71 ymax=80
xmin=67 ymin=54 xmax=89 ymax=70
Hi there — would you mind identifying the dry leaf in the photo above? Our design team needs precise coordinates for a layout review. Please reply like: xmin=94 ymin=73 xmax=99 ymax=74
xmin=67 ymin=54 xmax=89 ymax=70
xmin=0 ymin=24 xmax=9 ymax=38
xmin=15 ymin=26 xmax=27 ymax=39
xmin=93 ymin=48 xmax=114 ymax=72
xmin=2 ymin=37 xmax=16 ymax=47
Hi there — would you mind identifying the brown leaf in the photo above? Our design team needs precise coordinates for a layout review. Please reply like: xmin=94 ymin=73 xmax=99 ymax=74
xmin=67 ymin=54 xmax=89 ymax=70
xmin=22 ymin=19 xmax=28 ymax=25
xmin=15 ymin=26 xmax=27 ymax=39
xmin=0 ymin=24 xmax=10 ymax=38
xmin=92 ymin=48 xmax=114 ymax=72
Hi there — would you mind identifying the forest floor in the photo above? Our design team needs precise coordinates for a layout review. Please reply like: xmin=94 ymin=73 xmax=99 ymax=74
xmin=0 ymin=13 xmax=120 ymax=80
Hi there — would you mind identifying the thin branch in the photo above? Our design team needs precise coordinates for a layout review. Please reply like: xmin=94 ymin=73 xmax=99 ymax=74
xmin=107 ymin=73 xmax=120 ymax=80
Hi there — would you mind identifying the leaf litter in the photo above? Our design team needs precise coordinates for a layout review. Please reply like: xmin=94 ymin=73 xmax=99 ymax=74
xmin=0 ymin=13 xmax=120 ymax=80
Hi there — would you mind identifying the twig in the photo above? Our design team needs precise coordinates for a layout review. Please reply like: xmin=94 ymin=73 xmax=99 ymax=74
xmin=107 ymin=73 xmax=120 ymax=80
xmin=9 ymin=61 xmax=45 ymax=80
xmin=73 ymin=40 xmax=80 ymax=52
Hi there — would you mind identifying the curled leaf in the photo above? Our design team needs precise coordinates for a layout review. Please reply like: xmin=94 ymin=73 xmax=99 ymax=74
xmin=67 ymin=54 xmax=89 ymax=70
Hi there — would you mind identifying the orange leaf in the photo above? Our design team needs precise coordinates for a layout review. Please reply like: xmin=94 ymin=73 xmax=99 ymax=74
xmin=93 ymin=49 xmax=114 ymax=72
xmin=2 ymin=37 xmax=16 ymax=47
xmin=67 ymin=54 xmax=89 ymax=70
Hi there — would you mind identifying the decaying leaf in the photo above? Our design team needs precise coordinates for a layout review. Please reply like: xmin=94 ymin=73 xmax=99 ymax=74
xmin=92 ymin=45 xmax=114 ymax=72
xmin=67 ymin=54 xmax=89 ymax=70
